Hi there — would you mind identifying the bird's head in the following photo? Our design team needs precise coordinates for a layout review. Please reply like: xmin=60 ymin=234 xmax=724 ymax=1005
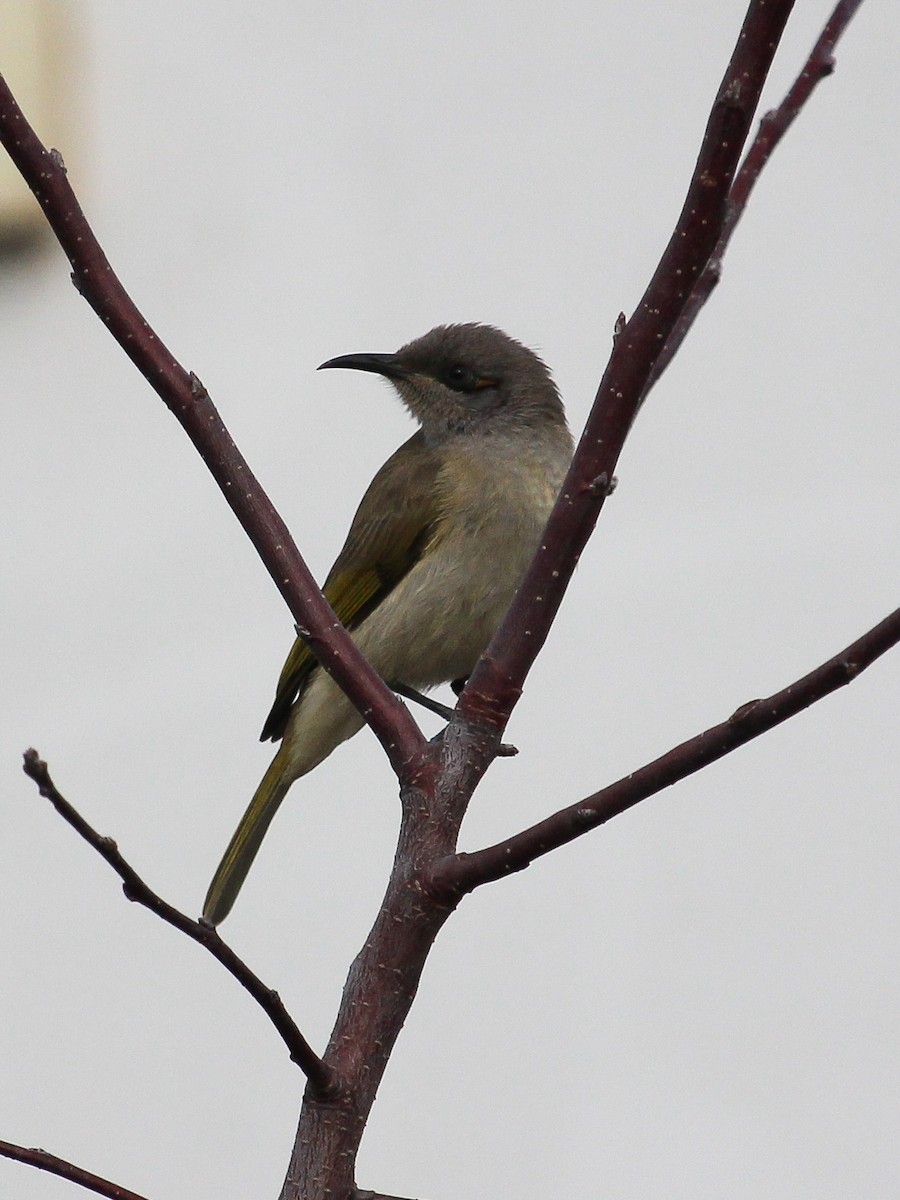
xmin=319 ymin=323 xmax=567 ymax=443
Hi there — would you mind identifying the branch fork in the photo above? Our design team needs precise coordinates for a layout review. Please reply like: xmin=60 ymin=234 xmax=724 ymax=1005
xmin=0 ymin=3 xmax=883 ymax=1198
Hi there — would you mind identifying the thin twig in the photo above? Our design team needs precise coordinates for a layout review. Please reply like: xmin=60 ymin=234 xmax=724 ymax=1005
xmin=0 ymin=1140 xmax=150 ymax=1200
xmin=0 ymin=74 xmax=425 ymax=783
xmin=20 ymin=750 xmax=341 ymax=1099
xmin=431 ymin=606 xmax=900 ymax=896
xmin=645 ymin=0 xmax=865 ymax=391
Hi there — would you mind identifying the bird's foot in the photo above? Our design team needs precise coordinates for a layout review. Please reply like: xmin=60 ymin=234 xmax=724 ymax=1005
xmin=393 ymin=683 xmax=518 ymax=757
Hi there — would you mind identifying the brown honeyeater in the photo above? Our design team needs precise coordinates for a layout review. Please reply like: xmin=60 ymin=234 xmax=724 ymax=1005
xmin=202 ymin=323 xmax=572 ymax=924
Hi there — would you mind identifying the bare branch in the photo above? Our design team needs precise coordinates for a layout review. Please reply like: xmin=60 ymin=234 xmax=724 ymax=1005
xmin=21 ymin=750 xmax=342 ymax=1099
xmin=646 ymin=0 xmax=865 ymax=390
xmin=0 ymin=74 xmax=425 ymax=783
xmin=281 ymin=10 xmax=833 ymax=1193
xmin=456 ymin=0 xmax=798 ymax=741
xmin=431 ymin=606 xmax=900 ymax=896
xmin=0 ymin=1140 xmax=150 ymax=1200
xmin=1 ymin=4 xmax=879 ymax=1198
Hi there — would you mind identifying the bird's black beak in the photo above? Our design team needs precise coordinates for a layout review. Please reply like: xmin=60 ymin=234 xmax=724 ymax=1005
xmin=317 ymin=351 xmax=409 ymax=380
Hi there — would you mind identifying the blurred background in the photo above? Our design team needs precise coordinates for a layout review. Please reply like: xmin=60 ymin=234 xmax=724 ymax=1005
xmin=1 ymin=2 xmax=898 ymax=1197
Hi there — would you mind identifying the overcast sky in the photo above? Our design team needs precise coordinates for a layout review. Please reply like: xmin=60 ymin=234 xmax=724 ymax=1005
xmin=1 ymin=3 xmax=898 ymax=1198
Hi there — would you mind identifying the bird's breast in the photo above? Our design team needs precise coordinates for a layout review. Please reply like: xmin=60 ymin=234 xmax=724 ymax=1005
xmin=351 ymin=434 xmax=569 ymax=687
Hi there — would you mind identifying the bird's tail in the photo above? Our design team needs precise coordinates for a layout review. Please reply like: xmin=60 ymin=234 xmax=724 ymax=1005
xmin=202 ymin=747 xmax=294 ymax=925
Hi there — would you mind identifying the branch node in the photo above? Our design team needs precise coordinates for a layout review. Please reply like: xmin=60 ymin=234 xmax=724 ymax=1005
xmin=585 ymin=472 xmax=618 ymax=498
xmin=189 ymin=371 xmax=208 ymax=398
xmin=819 ymin=52 xmax=837 ymax=78
xmin=729 ymin=698 xmax=762 ymax=722
xmin=22 ymin=747 xmax=48 ymax=789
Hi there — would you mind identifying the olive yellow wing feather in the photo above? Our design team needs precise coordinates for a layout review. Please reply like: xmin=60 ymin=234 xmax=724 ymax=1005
xmin=260 ymin=431 xmax=442 ymax=741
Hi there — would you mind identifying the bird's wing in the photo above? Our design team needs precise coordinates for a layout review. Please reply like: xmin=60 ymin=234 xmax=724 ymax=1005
xmin=260 ymin=430 xmax=443 ymax=741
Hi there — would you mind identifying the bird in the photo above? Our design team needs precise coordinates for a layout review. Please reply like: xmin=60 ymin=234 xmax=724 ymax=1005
xmin=202 ymin=323 xmax=573 ymax=924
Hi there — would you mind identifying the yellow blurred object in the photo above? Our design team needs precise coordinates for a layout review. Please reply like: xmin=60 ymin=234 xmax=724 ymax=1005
xmin=0 ymin=0 xmax=78 ymax=247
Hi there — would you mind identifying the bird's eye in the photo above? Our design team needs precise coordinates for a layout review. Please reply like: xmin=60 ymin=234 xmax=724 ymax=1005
xmin=444 ymin=364 xmax=474 ymax=391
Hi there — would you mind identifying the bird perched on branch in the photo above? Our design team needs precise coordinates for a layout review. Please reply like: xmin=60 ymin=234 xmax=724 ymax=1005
xmin=203 ymin=323 xmax=572 ymax=924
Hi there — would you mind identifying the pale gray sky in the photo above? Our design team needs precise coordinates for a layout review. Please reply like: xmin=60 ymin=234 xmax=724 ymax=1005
xmin=1 ymin=3 xmax=898 ymax=1198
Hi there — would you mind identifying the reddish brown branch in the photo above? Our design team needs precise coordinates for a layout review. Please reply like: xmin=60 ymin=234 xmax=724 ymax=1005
xmin=431 ymin=606 xmax=900 ymax=896
xmin=278 ymin=6 xmax=807 ymax=1197
xmin=0 ymin=75 xmax=424 ymax=782
xmin=0 ymin=1139 xmax=150 ymax=1200
xmin=646 ymin=0 xmax=865 ymax=390
xmin=455 ymin=0 xmax=798 ymax=743
xmin=1 ymin=4 xmax=876 ymax=1198
xmin=21 ymin=750 xmax=341 ymax=1099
